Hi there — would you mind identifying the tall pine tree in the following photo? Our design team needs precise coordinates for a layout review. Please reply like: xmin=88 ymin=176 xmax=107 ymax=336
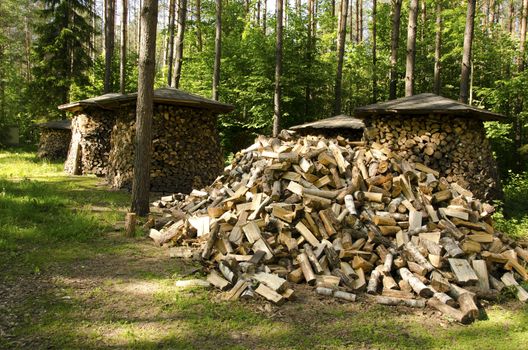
xmin=31 ymin=0 xmax=95 ymax=117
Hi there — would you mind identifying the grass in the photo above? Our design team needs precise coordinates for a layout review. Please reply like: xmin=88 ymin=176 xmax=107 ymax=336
xmin=0 ymin=147 xmax=527 ymax=350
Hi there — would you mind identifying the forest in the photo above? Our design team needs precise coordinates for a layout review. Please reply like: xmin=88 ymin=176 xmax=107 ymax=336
xmin=0 ymin=0 xmax=527 ymax=172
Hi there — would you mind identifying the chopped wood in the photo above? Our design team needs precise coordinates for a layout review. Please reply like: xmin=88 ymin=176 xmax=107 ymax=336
xmin=255 ymin=283 xmax=284 ymax=305
xmin=448 ymin=259 xmax=478 ymax=285
xmin=147 ymin=133 xmax=519 ymax=318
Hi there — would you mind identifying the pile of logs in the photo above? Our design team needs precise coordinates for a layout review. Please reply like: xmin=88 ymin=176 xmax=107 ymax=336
xmin=64 ymin=111 xmax=114 ymax=176
xmin=107 ymin=104 xmax=223 ymax=193
xmin=37 ymin=129 xmax=71 ymax=160
xmin=365 ymin=115 xmax=501 ymax=200
xmin=150 ymin=133 xmax=527 ymax=324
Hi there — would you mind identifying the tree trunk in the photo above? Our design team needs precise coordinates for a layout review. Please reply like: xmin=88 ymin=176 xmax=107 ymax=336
xmin=434 ymin=1 xmax=442 ymax=95
xmin=405 ymin=0 xmax=418 ymax=97
xmin=24 ymin=15 xmax=32 ymax=83
xmin=389 ymin=0 xmax=402 ymax=100
xmin=356 ymin=0 xmax=359 ymax=44
xmin=137 ymin=0 xmax=143 ymax=55
xmin=489 ymin=0 xmax=496 ymax=26
xmin=196 ymin=0 xmax=203 ymax=51
xmin=131 ymin=0 xmax=158 ymax=216
xmin=167 ymin=0 xmax=176 ymax=85
xmin=359 ymin=0 xmax=363 ymax=42
xmin=120 ymin=0 xmax=128 ymax=94
xmin=459 ymin=0 xmax=476 ymax=104
xmin=273 ymin=0 xmax=283 ymax=137
xmin=257 ymin=0 xmax=261 ymax=25
xmin=305 ymin=0 xmax=314 ymax=118
xmin=334 ymin=0 xmax=349 ymax=115
xmin=263 ymin=0 xmax=267 ymax=34
xmin=104 ymin=0 xmax=116 ymax=93
xmin=508 ymin=1 xmax=515 ymax=36
xmin=212 ymin=0 xmax=222 ymax=100
xmin=92 ymin=0 xmax=97 ymax=63
xmin=519 ymin=0 xmax=528 ymax=72
xmin=172 ymin=0 xmax=187 ymax=88
xmin=371 ymin=0 xmax=377 ymax=103
xmin=349 ymin=0 xmax=354 ymax=42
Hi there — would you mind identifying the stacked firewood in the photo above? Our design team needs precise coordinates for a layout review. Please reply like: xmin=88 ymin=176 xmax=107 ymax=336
xmin=65 ymin=111 xmax=114 ymax=176
xmin=365 ymin=115 xmax=501 ymax=200
xmin=37 ymin=129 xmax=71 ymax=160
xmin=107 ymin=104 xmax=223 ymax=193
xmin=150 ymin=133 xmax=528 ymax=324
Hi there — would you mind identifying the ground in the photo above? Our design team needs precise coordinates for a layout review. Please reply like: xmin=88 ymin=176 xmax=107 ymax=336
xmin=1 ymin=149 xmax=527 ymax=350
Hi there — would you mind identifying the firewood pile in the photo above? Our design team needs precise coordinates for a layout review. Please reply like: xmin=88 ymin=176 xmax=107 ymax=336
xmin=365 ymin=115 xmax=501 ymax=200
xmin=37 ymin=128 xmax=71 ymax=160
xmin=107 ymin=105 xmax=223 ymax=193
xmin=65 ymin=111 xmax=114 ymax=176
xmin=150 ymin=133 xmax=528 ymax=324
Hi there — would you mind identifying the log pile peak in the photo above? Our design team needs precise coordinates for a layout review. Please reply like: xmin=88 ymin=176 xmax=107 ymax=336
xmin=151 ymin=133 xmax=528 ymax=324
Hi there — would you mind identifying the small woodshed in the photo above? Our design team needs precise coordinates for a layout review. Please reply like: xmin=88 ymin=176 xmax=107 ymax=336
xmin=37 ymin=120 xmax=72 ymax=160
xmin=354 ymin=93 xmax=503 ymax=199
xmin=289 ymin=115 xmax=365 ymax=140
xmin=59 ymin=87 xmax=234 ymax=193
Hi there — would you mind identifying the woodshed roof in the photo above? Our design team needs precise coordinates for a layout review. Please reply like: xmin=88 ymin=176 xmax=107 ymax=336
xmin=354 ymin=93 xmax=504 ymax=121
xmin=58 ymin=87 xmax=235 ymax=113
xmin=38 ymin=119 xmax=71 ymax=130
xmin=290 ymin=115 xmax=365 ymax=131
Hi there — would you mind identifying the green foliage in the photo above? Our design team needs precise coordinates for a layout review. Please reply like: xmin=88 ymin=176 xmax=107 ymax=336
xmin=493 ymin=171 xmax=528 ymax=239
xmin=29 ymin=0 xmax=95 ymax=119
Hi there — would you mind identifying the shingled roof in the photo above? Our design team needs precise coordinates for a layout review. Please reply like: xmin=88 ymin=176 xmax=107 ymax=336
xmin=354 ymin=93 xmax=504 ymax=121
xmin=58 ymin=87 xmax=234 ymax=113
xmin=290 ymin=115 xmax=365 ymax=131
xmin=38 ymin=119 xmax=71 ymax=130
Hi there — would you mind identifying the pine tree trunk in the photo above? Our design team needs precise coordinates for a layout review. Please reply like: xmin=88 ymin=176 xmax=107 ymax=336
xmin=349 ymin=0 xmax=354 ymax=42
xmin=263 ymin=0 xmax=267 ymax=34
xmin=459 ymin=0 xmax=476 ymax=104
xmin=334 ymin=0 xmax=349 ymax=115
xmin=172 ymin=0 xmax=187 ymax=88
xmin=24 ymin=16 xmax=32 ymax=83
xmin=196 ymin=0 xmax=203 ymax=51
xmin=405 ymin=0 xmax=418 ymax=97
xmin=167 ymin=0 xmax=176 ymax=85
xmin=131 ymin=0 xmax=158 ymax=216
xmin=104 ymin=0 xmax=116 ymax=93
xmin=508 ymin=1 xmax=515 ymax=35
xmin=515 ymin=0 xmax=528 ymax=170
xmin=371 ymin=0 xmax=377 ymax=103
xmin=120 ymin=0 xmax=128 ymax=94
xmin=212 ymin=0 xmax=222 ymax=100
xmin=355 ymin=0 xmax=360 ymax=43
xmin=92 ymin=0 xmax=97 ymax=63
xmin=137 ymin=0 xmax=142 ymax=55
xmin=434 ymin=1 xmax=442 ymax=95
xmin=389 ymin=0 xmax=402 ymax=100
xmin=359 ymin=0 xmax=363 ymax=42
xmin=519 ymin=0 xmax=528 ymax=72
xmin=305 ymin=0 xmax=314 ymax=118
xmin=273 ymin=0 xmax=283 ymax=137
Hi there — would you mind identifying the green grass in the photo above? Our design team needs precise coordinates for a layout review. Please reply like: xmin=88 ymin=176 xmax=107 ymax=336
xmin=0 ymin=148 xmax=130 ymax=271
xmin=1 ymin=147 xmax=527 ymax=350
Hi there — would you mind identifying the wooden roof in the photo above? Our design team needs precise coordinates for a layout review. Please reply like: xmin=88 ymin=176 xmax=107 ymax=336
xmin=58 ymin=87 xmax=234 ymax=113
xmin=354 ymin=93 xmax=504 ymax=121
xmin=38 ymin=119 xmax=71 ymax=130
xmin=290 ymin=115 xmax=365 ymax=131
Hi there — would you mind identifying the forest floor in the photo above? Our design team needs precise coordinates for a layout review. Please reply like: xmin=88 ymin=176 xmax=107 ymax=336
xmin=1 ymin=148 xmax=527 ymax=350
